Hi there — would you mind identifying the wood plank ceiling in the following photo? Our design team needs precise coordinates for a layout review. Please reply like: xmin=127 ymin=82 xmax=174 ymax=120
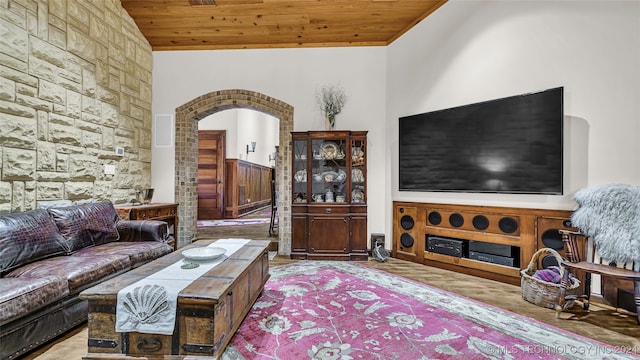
xmin=120 ymin=0 xmax=448 ymax=51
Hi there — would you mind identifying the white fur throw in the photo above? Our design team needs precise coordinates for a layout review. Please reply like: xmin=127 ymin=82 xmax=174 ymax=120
xmin=571 ymin=183 xmax=640 ymax=264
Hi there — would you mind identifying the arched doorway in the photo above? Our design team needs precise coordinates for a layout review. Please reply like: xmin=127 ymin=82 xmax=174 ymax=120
xmin=175 ymin=89 xmax=293 ymax=254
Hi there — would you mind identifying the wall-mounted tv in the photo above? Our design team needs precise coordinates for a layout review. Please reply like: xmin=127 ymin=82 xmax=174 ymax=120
xmin=399 ymin=87 xmax=563 ymax=194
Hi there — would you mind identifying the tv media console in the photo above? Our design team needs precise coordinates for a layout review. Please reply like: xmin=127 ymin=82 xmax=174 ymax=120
xmin=392 ymin=201 xmax=576 ymax=285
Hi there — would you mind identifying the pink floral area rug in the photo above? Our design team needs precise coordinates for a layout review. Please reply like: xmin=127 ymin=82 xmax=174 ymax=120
xmin=222 ymin=261 xmax=639 ymax=360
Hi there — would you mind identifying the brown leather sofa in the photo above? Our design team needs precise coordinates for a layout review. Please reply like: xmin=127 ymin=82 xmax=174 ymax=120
xmin=0 ymin=201 xmax=174 ymax=360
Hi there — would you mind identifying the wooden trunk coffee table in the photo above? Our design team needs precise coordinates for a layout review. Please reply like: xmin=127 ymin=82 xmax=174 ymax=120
xmin=79 ymin=239 xmax=270 ymax=359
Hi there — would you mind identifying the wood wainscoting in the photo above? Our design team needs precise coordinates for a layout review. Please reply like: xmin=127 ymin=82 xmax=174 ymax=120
xmin=225 ymin=159 xmax=273 ymax=218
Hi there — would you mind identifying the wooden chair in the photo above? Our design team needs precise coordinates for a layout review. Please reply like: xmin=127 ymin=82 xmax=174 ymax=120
xmin=555 ymin=229 xmax=640 ymax=323
xmin=269 ymin=179 xmax=278 ymax=236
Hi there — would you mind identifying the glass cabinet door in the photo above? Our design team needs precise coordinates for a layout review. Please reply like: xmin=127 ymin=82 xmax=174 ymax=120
xmin=351 ymin=138 xmax=366 ymax=203
xmin=293 ymin=139 xmax=308 ymax=203
xmin=310 ymin=137 xmax=347 ymax=204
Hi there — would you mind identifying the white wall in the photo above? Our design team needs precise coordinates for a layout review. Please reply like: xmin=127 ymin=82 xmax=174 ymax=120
xmin=198 ymin=109 xmax=279 ymax=167
xmin=151 ymin=47 xmax=387 ymax=237
xmin=198 ymin=109 xmax=237 ymax=160
xmin=386 ymin=0 xmax=640 ymax=233
xmin=237 ymin=109 xmax=279 ymax=167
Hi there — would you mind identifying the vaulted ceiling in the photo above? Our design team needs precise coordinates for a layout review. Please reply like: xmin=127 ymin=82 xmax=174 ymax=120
xmin=120 ymin=0 xmax=448 ymax=51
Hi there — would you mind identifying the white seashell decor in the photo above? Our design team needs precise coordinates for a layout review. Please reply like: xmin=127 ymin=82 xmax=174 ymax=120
xmin=121 ymin=284 xmax=170 ymax=324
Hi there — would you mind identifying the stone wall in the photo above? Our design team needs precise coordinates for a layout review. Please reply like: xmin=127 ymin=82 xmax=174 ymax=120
xmin=0 ymin=0 xmax=152 ymax=213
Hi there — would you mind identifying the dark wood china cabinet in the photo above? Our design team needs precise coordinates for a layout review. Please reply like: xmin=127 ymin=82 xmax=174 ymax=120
xmin=290 ymin=131 xmax=368 ymax=260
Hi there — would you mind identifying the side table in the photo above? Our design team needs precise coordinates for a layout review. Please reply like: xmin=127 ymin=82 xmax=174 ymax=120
xmin=116 ymin=203 xmax=178 ymax=249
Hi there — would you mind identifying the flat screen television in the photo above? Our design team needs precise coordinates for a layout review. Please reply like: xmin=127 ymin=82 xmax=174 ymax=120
xmin=399 ymin=87 xmax=563 ymax=194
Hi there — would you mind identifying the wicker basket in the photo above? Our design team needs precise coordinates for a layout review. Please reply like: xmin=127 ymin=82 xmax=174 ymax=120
xmin=520 ymin=248 xmax=580 ymax=310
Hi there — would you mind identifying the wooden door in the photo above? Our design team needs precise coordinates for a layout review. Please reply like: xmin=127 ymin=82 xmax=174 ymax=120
xmin=198 ymin=130 xmax=225 ymax=219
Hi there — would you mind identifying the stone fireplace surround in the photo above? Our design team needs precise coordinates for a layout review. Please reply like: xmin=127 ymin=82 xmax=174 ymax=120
xmin=174 ymin=89 xmax=293 ymax=253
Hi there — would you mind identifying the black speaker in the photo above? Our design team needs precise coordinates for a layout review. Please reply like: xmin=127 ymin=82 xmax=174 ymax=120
xmin=541 ymin=252 xmax=560 ymax=268
xmin=400 ymin=215 xmax=414 ymax=230
xmin=472 ymin=215 xmax=489 ymax=230
xmin=541 ymin=229 xmax=564 ymax=250
xmin=395 ymin=206 xmax=419 ymax=256
xmin=498 ymin=217 xmax=518 ymax=234
xmin=428 ymin=211 xmax=442 ymax=225
xmin=537 ymin=217 xmax=576 ymax=268
xmin=400 ymin=233 xmax=414 ymax=248
xmin=449 ymin=213 xmax=464 ymax=227
xmin=540 ymin=230 xmax=564 ymax=268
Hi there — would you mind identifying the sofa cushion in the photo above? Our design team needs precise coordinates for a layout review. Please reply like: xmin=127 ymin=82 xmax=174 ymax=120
xmin=5 ymin=254 xmax=131 ymax=293
xmin=0 ymin=209 xmax=69 ymax=276
xmin=74 ymin=242 xmax=173 ymax=268
xmin=0 ymin=276 xmax=69 ymax=326
xmin=48 ymin=201 xmax=120 ymax=253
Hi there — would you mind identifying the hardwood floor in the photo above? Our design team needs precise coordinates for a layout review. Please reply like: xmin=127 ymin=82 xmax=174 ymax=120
xmin=195 ymin=207 xmax=279 ymax=251
xmin=20 ymin=211 xmax=640 ymax=358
